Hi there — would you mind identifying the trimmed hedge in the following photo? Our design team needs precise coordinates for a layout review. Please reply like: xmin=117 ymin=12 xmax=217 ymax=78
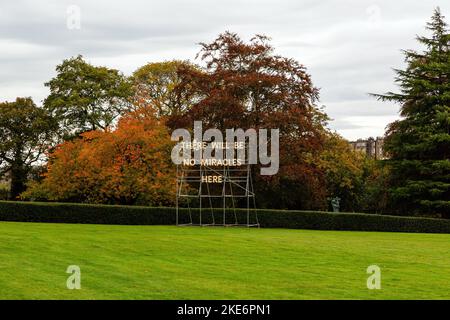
xmin=1 ymin=200 xmax=450 ymax=233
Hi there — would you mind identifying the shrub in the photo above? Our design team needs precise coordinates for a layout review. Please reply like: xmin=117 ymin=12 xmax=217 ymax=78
xmin=1 ymin=201 xmax=450 ymax=233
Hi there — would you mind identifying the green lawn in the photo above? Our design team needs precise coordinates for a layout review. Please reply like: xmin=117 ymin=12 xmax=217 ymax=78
xmin=0 ymin=222 xmax=448 ymax=299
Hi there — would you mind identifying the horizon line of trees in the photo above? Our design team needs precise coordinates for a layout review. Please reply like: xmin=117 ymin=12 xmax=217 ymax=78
xmin=0 ymin=8 xmax=448 ymax=218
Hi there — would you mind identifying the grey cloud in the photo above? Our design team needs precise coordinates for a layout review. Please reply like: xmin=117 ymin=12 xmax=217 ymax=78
xmin=0 ymin=0 xmax=449 ymax=140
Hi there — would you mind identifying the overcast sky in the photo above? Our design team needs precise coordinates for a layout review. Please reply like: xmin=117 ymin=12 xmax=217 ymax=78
xmin=1 ymin=1 xmax=448 ymax=140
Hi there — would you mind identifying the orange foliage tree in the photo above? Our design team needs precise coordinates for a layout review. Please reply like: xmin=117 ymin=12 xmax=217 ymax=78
xmin=24 ymin=106 xmax=176 ymax=206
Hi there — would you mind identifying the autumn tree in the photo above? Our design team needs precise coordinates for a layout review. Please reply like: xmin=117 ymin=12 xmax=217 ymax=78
xmin=24 ymin=106 xmax=175 ymax=206
xmin=169 ymin=32 xmax=329 ymax=209
xmin=0 ymin=98 xmax=57 ymax=199
xmin=317 ymin=133 xmax=366 ymax=211
xmin=132 ymin=60 xmax=198 ymax=118
xmin=373 ymin=9 xmax=450 ymax=217
xmin=44 ymin=55 xmax=133 ymax=137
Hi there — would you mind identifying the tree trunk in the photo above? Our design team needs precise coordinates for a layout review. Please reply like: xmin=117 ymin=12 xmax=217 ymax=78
xmin=10 ymin=164 xmax=27 ymax=200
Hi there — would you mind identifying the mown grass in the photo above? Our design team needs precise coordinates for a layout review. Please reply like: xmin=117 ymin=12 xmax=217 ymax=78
xmin=0 ymin=222 xmax=448 ymax=299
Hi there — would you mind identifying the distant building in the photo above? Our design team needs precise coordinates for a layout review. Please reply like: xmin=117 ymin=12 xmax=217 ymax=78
xmin=349 ymin=137 xmax=386 ymax=160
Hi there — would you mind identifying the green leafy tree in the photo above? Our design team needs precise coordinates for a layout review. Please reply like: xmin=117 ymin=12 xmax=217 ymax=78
xmin=360 ymin=159 xmax=390 ymax=214
xmin=0 ymin=98 xmax=57 ymax=199
xmin=44 ymin=55 xmax=133 ymax=136
xmin=132 ymin=60 xmax=197 ymax=118
xmin=373 ymin=8 xmax=450 ymax=217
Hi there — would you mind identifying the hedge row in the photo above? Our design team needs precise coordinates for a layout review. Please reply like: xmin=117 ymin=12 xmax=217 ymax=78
xmin=1 ymin=200 xmax=450 ymax=233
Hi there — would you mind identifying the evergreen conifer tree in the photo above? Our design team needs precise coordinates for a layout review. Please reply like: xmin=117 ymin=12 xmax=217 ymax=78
xmin=374 ymin=8 xmax=450 ymax=217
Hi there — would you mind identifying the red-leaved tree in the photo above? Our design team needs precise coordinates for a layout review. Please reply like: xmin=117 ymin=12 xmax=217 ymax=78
xmin=169 ymin=32 xmax=329 ymax=209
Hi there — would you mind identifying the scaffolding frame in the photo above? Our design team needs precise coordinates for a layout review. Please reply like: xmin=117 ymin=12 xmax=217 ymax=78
xmin=175 ymin=162 xmax=259 ymax=227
